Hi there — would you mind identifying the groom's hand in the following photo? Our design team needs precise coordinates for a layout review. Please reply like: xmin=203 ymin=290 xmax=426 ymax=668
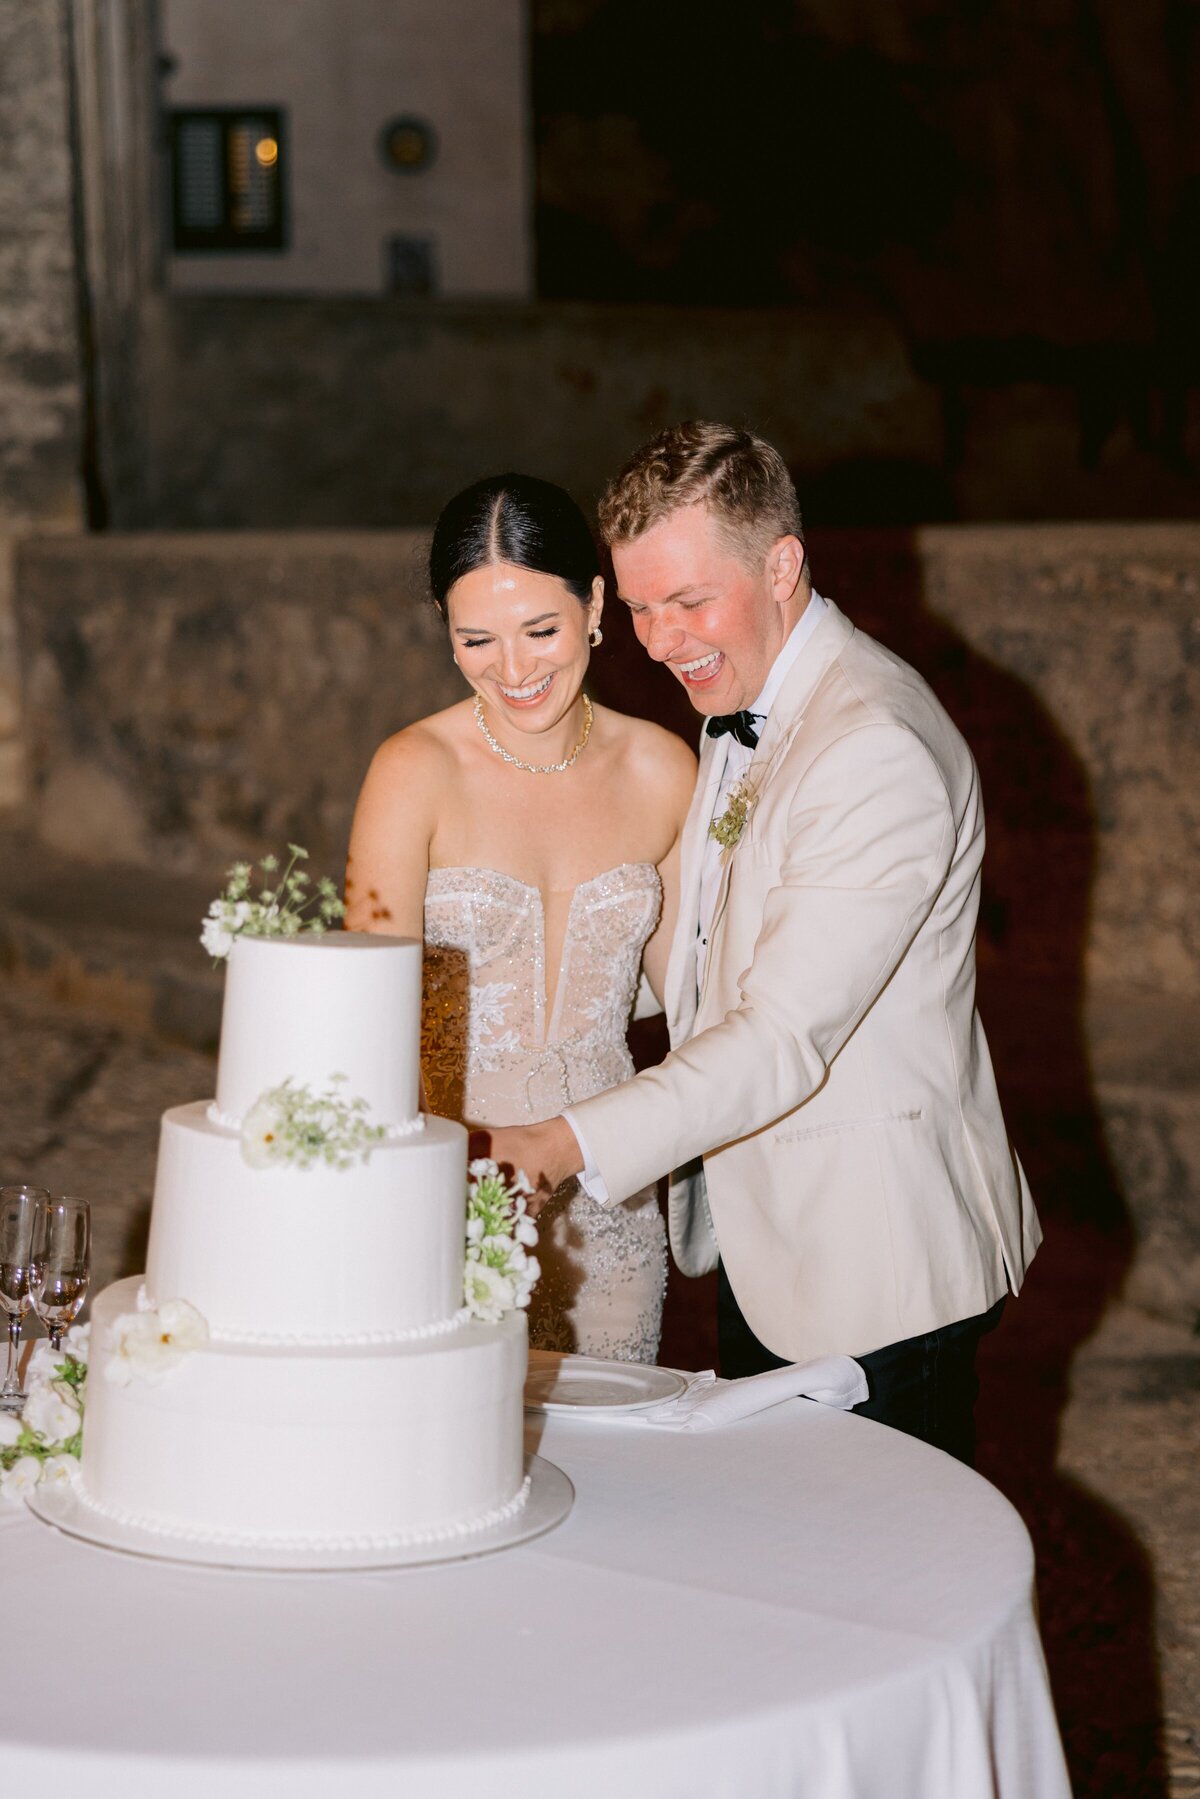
xmin=481 ymin=1117 xmax=583 ymax=1216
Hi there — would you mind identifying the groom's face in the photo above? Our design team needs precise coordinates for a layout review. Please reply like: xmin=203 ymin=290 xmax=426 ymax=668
xmin=612 ymin=504 xmax=798 ymax=715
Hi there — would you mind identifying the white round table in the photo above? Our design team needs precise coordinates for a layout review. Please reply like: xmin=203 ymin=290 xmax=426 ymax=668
xmin=2 ymin=1395 xmax=1070 ymax=1798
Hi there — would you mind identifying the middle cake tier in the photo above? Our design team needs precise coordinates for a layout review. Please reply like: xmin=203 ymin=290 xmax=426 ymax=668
xmin=145 ymin=1104 xmax=468 ymax=1343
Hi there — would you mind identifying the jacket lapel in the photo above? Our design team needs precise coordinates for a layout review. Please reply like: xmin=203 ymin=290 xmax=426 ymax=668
xmin=699 ymin=599 xmax=857 ymax=1002
xmin=665 ymin=727 xmax=728 ymax=1041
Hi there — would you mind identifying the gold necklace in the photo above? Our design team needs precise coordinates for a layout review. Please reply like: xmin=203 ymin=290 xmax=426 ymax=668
xmin=473 ymin=694 xmax=593 ymax=773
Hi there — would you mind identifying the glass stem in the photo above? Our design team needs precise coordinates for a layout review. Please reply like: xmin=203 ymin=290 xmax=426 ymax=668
xmin=1 ymin=1316 xmax=21 ymax=1400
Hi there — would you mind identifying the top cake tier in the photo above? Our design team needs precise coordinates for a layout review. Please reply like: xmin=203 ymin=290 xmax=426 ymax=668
xmin=214 ymin=933 xmax=422 ymax=1128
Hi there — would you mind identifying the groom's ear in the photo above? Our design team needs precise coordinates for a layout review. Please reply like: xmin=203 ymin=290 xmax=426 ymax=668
xmin=769 ymin=535 xmax=806 ymax=605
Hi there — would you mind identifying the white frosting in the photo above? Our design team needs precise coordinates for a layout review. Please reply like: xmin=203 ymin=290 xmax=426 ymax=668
xmin=81 ymin=1279 xmax=528 ymax=1547
xmin=214 ymin=933 xmax=423 ymax=1128
xmin=71 ymin=1472 xmax=531 ymax=1552
xmin=205 ymin=1101 xmax=425 ymax=1139
xmin=146 ymin=1104 xmax=467 ymax=1343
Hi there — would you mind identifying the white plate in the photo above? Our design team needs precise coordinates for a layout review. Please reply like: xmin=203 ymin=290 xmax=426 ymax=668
xmin=525 ymin=1351 xmax=688 ymax=1414
xmin=25 ymin=1454 xmax=573 ymax=1574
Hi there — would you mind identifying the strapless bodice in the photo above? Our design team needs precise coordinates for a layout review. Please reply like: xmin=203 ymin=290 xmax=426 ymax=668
xmin=421 ymin=863 xmax=662 ymax=1126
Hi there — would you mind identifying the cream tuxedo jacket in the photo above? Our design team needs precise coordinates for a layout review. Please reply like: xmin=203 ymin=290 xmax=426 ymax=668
xmin=573 ymin=598 xmax=1041 ymax=1362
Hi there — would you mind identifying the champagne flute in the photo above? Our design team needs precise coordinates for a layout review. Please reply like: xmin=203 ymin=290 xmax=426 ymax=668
xmin=31 ymin=1197 xmax=91 ymax=1351
xmin=0 ymin=1185 xmax=49 ymax=1411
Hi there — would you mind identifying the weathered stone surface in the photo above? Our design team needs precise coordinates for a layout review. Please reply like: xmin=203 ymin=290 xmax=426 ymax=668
xmin=821 ymin=525 xmax=1200 ymax=996
xmin=0 ymin=0 xmax=84 ymax=529
xmin=0 ymin=536 xmax=25 ymax=807
xmin=133 ymin=292 xmax=940 ymax=528
xmin=14 ymin=531 xmax=458 ymax=870
xmin=17 ymin=524 xmax=1196 ymax=990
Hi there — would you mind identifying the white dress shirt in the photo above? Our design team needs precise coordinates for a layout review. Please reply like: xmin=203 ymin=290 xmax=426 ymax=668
xmin=565 ymin=592 xmax=828 ymax=1204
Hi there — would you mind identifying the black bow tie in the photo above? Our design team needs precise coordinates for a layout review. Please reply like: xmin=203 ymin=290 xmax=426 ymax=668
xmin=706 ymin=709 xmax=761 ymax=749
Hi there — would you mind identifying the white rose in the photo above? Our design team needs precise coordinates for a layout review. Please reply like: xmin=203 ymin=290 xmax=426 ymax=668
xmin=23 ymin=1340 xmax=60 ymax=1386
xmin=21 ymin=1384 xmax=81 ymax=1447
xmin=64 ymin=1321 xmax=90 ymax=1363
xmin=0 ymin=1455 xmax=43 ymax=1501
xmin=240 ymin=1096 xmax=285 ymax=1169
xmin=113 ymin=1298 xmax=208 ymax=1383
xmin=40 ymin=1454 xmax=78 ymax=1488
xmin=156 ymin=1299 xmax=209 ymax=1354
xmin=0 ymin=1413 xmax=23 ymax=1448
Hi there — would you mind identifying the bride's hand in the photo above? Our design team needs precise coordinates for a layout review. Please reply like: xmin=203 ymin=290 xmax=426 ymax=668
xmin=475 ymin=1119 xmax=583 ymax=1217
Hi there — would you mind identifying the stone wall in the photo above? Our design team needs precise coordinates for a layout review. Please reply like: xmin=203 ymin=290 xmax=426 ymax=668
xmin=122 ymin=292 xmax=1200 ymax=532
xmin=132 ymin=293 xmax=938 ymax=528
xmin=0 ymin=538 xmax=24 ymax=807
xmin=0 ymin=0 xmax=85 ymax=530
xmin=13 ymin=523 xmax=1197 ymax=994
xmin=14 ymin=531 xmax=454 ymax=868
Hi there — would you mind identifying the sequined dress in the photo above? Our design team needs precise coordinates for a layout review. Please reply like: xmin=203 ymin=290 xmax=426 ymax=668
xmin=422 ymin=863 xmax=668 ymax=1363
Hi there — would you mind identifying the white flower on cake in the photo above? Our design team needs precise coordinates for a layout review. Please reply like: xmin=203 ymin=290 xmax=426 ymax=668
xmin=463 ymin=1160 xmax=542 ymax=1321
xmin=21 ymin=1383 xmax=81 ymax=1445
xmin=0 ymin=1336 xmax=88 ymax=1501
xmin=238 ymin=1075 xmax=386 ymax=1171
xmin=105 ymin=1299 xmax=209 ymax=1387
xmin=0 ymin=1455 xmax=43 ymax=1500
xmin=201 ymin=844 xmax=346 ymax=962
xmin=464 ymin=1259 xmax=516 ymax=1322
xmin=39 ymin=1453 xmax=78 ymax=1488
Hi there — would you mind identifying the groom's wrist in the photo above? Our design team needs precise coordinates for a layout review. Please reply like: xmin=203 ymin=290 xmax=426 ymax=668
xmin=547 ymin=1113 xmax=585 ymax=1182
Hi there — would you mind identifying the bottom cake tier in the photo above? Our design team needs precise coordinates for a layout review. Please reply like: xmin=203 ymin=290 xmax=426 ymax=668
xmin=78 ymin=1278 xmax=528 ymax=1550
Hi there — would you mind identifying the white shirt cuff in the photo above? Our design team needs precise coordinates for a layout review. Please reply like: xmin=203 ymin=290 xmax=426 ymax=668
xmin=561 ymin=1109 xmax=612 ymax=1206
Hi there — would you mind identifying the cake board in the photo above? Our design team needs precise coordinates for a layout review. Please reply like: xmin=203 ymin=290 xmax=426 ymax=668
xmin=26 ymin=1453 xmax=573 ymax=1574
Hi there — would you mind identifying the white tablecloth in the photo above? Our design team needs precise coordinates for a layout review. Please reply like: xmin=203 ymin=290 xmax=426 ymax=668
xmin=0 ymin=1397 xmax=1070 ymax=1798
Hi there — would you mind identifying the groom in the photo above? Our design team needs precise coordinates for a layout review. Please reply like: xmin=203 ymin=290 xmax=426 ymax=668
xmin=489 ymin=421 xmax=1041 ymax=1462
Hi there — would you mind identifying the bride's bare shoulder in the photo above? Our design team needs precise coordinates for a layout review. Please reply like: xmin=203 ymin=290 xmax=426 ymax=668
xmin=595 ymin=706 xmax=696 ymax=780
xmin=364 ymin=702 xmax=473 ymax=781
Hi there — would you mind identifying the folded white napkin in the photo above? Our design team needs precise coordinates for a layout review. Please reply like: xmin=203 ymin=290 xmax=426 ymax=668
xmin=637 ymin=1356 xmax=868 ymax=1433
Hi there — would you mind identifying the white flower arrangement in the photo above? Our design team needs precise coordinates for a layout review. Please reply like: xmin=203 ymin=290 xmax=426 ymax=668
xmin=463 ymin=1159 xmax=541 ymax=1323
xmin=105 ymin=1299 xmax=209 ymax=1387
xmin=240 ymin=1075 xmax=386 ymax=1171
xmin=708 ymin=776 xmax=758 ymax=862
xmin=201 ymin=843 xmax=345 ymax=961
xmin=0 ymin=1324 xmax=88 ymax=1502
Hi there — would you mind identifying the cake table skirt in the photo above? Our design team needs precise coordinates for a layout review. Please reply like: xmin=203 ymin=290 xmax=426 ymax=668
xmin=1 ymin=1398 xmax=1070 ymax=1799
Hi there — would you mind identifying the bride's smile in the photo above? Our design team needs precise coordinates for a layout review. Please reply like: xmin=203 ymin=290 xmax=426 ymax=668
xmin=446 ymin=559 xmax=603 ymax=755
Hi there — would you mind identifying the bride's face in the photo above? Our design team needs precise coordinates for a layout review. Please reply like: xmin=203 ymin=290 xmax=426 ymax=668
xmin=446 ymin=561 xmax=601 ymax=733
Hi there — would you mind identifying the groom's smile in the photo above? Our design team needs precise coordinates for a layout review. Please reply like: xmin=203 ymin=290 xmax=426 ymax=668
xmin=612 ymin=503 xmax=808 ymax=716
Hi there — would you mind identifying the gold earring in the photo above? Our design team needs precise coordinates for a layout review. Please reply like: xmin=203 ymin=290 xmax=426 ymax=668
xmin=589 ymin=626 xmax=603 ymax=648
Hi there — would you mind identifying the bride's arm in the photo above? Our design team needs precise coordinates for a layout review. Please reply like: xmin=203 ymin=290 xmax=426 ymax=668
xmin=344 ymin=727 xmax=441 ymax=939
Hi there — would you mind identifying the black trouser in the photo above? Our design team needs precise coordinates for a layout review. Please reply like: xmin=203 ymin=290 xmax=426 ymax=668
xmin=717 ymin=1259 xmax=1005 ymax=1466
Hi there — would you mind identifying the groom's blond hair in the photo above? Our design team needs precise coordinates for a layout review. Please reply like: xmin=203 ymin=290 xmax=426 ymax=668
xmin=598 ymin=421 xmax=806 ymax=575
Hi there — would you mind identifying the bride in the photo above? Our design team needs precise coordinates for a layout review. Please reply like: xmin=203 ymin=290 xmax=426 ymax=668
xmin=346 ymin=474 xmax=696 ymax=1363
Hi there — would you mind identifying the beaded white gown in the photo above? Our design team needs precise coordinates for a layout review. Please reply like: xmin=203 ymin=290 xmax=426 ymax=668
xmin=421 ymin=863 xmax=668 ymax=1363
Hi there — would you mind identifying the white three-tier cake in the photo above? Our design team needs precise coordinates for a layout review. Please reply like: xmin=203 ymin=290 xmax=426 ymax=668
xmin=76 ymin=933 xmax=532 ymax=1557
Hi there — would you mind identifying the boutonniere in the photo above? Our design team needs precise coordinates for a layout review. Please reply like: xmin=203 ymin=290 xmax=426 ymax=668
xmin=708 ymin=777 xmax=758 ymax=863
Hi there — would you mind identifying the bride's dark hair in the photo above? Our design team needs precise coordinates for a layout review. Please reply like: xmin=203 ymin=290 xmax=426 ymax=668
xmin=428 ymin=474 xmax=600 ymax=618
